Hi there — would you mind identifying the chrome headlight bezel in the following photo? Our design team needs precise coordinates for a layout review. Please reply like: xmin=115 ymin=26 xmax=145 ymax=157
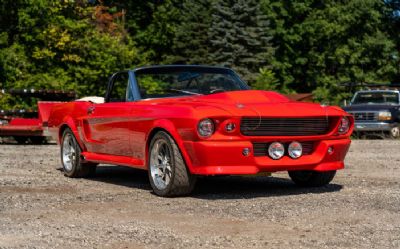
xmin=338 ymin=116 xmax=350 ymax=135
xmin=197 ymin=118 xmax=215 ymax=137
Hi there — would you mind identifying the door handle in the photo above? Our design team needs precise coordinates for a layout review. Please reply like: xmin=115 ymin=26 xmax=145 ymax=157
xmin=87 ymin=106 xmax=95 ymax=115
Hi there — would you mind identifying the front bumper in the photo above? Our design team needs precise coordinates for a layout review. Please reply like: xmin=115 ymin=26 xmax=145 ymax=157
xmin=353 ymin=122 xmax=397 ymax=132
xmin=183 ymin=138 xmax=351 ymax=175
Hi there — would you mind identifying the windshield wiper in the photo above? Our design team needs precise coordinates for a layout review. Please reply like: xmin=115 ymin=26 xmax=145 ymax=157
xmin=168 ymin=89 xmax=202 ymax=95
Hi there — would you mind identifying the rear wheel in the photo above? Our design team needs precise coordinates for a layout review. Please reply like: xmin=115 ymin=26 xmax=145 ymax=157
xmin=148 ymin=131 xmax=196 ymax=197
xmin=61 ymin=128 xmax=97 ymax=178
xmin=288 ymin=170 xmax=336 ymax=187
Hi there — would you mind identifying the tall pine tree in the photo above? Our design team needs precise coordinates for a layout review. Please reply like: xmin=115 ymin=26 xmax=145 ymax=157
xmin=208 ymin=0 xmax=274 ymax=82
xmin=167 ymin=0 xmax=213 ymax=64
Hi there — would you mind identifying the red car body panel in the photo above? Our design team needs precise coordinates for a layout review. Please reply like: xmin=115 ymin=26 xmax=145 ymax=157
xmin=48 ymin=89 xmax=353 ymax=175
xmin=0 ymin=101 xmax=58 ymax=137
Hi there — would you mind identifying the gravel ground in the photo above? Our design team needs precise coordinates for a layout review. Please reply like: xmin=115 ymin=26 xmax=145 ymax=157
xmin=0 ymin=140 xmax=399 ymax=249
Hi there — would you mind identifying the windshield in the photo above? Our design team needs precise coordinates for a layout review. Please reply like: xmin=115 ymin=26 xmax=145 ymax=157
xmin=352 ymin=92 xmax=399 ymax=105
xmin=135 ymin=67 xmax=248 ymax=99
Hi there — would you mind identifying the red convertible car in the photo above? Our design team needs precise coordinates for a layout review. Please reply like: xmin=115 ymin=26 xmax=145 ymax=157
xmin=48 ymin=65 xmax=353 ymax=196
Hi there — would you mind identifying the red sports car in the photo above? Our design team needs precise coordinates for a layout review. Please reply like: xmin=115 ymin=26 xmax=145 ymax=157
xmin=48 ymin=65 xmax=353 ymax=196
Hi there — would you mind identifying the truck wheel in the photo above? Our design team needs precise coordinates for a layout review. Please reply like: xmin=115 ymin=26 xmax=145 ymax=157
xmin=148 ymin=131 xmax=196 ymax=197
xmin=30 ymin=136 xmax=46 ymax=144
xmin=288 ymin=170 xmax=336 ymax=187
xmin=61 ymin=128 xmax=97 ymax=178
xmin=390 ymin=126 xmax=400 ymax=139
xmin=14 ymin=136 xmax=28 ymax=144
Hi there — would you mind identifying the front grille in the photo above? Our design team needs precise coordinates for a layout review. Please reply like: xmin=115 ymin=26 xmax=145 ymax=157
xmin=349 ymin=112 xmax=377 ymax=121
xmin=253 ymin=141 xmax=315 ymax=157
xmin=240 ymin=117 xmax=331 ymax=136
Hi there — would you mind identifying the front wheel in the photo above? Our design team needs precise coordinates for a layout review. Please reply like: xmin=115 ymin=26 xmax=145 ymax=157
xmin=61 ymin=128 xmax=97 ymax=178
xmin=390 ymin=126 xmax=400 ymax=139
xmin=288 ymin=170 xmax=336 ymax=187
xmin=148 ymin=131 xmax=196 ymax=197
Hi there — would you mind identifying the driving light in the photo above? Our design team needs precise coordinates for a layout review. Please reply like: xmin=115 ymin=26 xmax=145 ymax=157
xmin=378 ymin=111 xmax=391 ymax=121
xmin=268 ymin=142 xmax=285 ymax=160
xmin=198 ymin=119 xmax=215 ymax=137
xmin=225 ymin=122 xmax=236 ymax=132
xmin=338 ymin=116 xmax=350 ymax=134
xmin=288 ymin=141 xmax=303 ymax=159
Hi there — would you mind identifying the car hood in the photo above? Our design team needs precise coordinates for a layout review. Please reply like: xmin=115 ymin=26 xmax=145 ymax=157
xmin=342 ymin=104 xmax=400 ymax=112
xmin=150 ymin=90 xmax=346 ymax=117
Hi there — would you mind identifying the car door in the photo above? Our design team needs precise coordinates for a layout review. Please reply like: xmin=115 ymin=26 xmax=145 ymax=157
xmin=83 ymin=72 xmax=134 ymax=156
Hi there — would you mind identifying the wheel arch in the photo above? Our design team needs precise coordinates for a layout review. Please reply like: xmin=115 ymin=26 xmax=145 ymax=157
xmin=146 ymin=122 xmax=194 ymax=173
xmin=58 ymin=117 xmax=86 ymax=151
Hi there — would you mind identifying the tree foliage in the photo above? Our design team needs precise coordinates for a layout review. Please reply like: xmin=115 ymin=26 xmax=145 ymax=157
xmin=264 ymin=0 xmax=398 ymax=103
xmin=1 ymin=0 xmax=400 ymax=109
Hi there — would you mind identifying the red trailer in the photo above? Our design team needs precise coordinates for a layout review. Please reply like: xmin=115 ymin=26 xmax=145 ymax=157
xmin=0 ymin=89 xmax=76 ymax=144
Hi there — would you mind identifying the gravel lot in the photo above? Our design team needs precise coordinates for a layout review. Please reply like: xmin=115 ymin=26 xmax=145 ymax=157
xmin=0 ymin=140 xmax=399 ymax=249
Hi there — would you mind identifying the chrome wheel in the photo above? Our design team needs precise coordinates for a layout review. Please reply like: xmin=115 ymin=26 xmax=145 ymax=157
xmin=150 ymin=139 xmax=173 ymax=190
xmin=62 ymin=133 xmax=76 ymax=172
xmin=391 ymin=126 xmax=400 ymax=138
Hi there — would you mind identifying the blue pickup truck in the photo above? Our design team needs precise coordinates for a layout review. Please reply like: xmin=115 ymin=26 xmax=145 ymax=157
xmin=342 ymin=89 xmax=400 ymax=138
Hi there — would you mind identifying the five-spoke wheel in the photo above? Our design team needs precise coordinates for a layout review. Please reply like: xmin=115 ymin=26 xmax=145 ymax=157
xmin=61 ymin=128 xmax=97 ymax=178
xmin=148 ymin=131 xmax=196 ymax=197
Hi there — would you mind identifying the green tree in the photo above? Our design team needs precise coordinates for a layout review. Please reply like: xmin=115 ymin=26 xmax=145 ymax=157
xmin=208 ymin=0 xmax=275 ymax=83
xmin=264 ymin=0 xmax=398 ymax=103
xmin=0 ymin=0 xmax=142 ymax=109
xmin=167 ymin=0 xmax=214 ymax=65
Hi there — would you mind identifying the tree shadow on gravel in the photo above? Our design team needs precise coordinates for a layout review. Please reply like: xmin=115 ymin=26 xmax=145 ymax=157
xmin=85 ymin=165 xmax=342 ymax=199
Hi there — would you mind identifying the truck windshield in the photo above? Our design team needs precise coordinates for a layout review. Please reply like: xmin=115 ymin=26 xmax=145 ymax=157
xmin=352 ymin=92 xmax=399 ymax=105
xmin=135 ymin=66 xmax=249 ymax=99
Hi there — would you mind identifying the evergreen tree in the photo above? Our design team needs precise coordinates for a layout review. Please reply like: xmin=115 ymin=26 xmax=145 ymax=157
xmin=167 ymin=0 xmax=214 ymax=64
xmin=208 ymin=0 xmax=275 ymax=82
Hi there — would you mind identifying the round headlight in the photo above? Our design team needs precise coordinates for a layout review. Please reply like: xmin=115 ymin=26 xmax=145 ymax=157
xmin=288 ymin=141 xmax=303 ymax=159
xmin=268 ymin=142 xmax=285 ymax=160
xmin=198 ymin=119 xmax=215 ymax=137
xmin=338 ymin=116 xmax=350 ymax=134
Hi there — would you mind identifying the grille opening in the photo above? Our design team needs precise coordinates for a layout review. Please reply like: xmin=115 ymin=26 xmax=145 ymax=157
xmin=241 ymin=117 xmax=332 ymax=136
xmin=349 ymin=112 xmax=377 ymax=121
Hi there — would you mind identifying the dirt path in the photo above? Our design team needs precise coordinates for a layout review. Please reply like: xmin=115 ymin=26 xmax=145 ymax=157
xmin=0 ymin=140 xmax=399 ymax=248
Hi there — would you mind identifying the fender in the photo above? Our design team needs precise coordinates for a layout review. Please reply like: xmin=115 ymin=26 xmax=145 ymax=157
xmin=146 ymin=119 xmax=195 ymax=173
xmin=60 ymin=116 xmax=87 ymax=151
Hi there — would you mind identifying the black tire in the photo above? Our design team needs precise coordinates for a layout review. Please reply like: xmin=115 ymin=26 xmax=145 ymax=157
xmin=14 ymin=136 xmax=28 ymax=144
xmin=148 ymin=131 xmax=196 ymax=197
xmin=288 ymin=170 xmax=336 ymax=187
xmin=29 ymin=136 xmax=46 ymax=144
xmin=61 ymin=128 xmax=97 ymax=178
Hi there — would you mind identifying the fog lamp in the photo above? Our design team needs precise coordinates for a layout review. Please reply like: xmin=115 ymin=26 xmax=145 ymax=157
xmin=268 ymin=142 xmax=285 ymax=160
xmin=288 ymin=141 xmax=303 ymax=159
xmin=242 ymin=148 xmax=250 ymax=156
xmin=225 ymin=122 xmax=236 ymax=132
